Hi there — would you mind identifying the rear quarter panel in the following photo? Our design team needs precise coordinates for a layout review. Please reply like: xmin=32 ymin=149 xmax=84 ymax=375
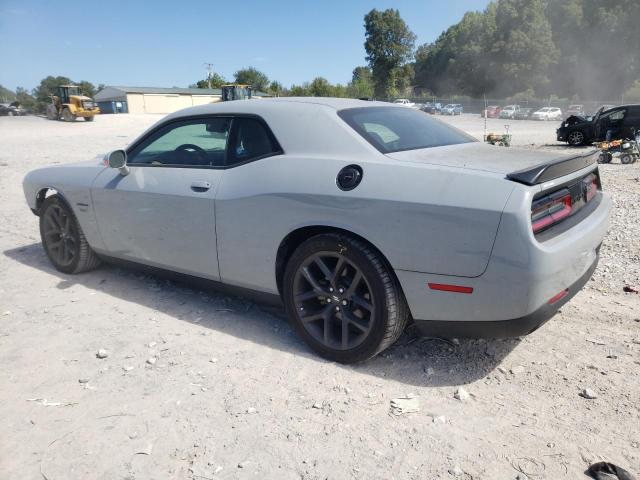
xmin=215 ymin=154 xmax=514 ymax=293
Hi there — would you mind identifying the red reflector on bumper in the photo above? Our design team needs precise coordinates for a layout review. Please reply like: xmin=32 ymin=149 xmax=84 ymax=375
xmin=547 ymin=288 xmax=569 ymax=304
xmin=428 ymin=283 xmax=473 ymax=294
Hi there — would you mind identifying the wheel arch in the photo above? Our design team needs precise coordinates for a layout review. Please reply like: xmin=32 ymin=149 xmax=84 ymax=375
xmin=34 ymin=187 xmax=71 ymax=215
xmin=275 ymin=225 xmax=396 ymax=296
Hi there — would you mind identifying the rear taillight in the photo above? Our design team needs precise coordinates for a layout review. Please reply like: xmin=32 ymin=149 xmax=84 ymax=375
xmin=531 ymin=172 xmax=599 ymax=234
xmin=583 ymin=173 xmax=598 ymax=203
xmin=531 ymin=189 xmax=572 ymax=233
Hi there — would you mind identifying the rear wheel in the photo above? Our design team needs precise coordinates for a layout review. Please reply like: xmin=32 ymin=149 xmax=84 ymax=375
xmin=84 ymin=116 xmax=94 ymax=122
xmin=567 ymin=130 xmax=585 ymax=146
xmin=62 ymin=108 xmax=75 ymax=122
xmin=621 ymin=154 xmax=634 ymax=164
xmin=283 ymin=233 xmax=408 ymax=363
xmin=39 ymin=195 xmax=101 ymax=274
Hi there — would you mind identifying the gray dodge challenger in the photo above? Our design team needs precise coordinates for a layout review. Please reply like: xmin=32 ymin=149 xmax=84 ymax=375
xmin=23 ymin=98 xmax=611 ymax=363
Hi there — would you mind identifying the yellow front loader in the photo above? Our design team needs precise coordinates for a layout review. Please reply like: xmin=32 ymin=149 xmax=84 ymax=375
xmin=46 ymin=85 xmax=100 ymax=122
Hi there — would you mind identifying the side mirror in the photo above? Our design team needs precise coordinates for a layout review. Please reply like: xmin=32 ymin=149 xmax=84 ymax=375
xmin=107 ymin=149 xmax=130 ymax=176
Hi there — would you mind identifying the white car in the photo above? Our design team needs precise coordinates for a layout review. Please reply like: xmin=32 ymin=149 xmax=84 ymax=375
xmin=392 ymin=99 xmax=415 ymax=108
xmin=22 ymin=98 xmax=610 ymax=363
xmin=499 ymin=105 xmax=520 ymax=119
xmin=532 ymin=107 xmax=563 ymax=121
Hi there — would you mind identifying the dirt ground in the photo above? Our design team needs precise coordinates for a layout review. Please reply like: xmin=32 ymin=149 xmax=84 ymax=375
xmin=1 ymin=113 xmax=638 ymax=480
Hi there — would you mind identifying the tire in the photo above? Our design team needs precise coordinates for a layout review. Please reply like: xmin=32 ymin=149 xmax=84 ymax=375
xmin=567 ymin=130 xmax=585 ymax=146
xmin=283 ymin=233 xmax=409 ymax=363
xmin=621 ymin=154 xmax=633 ymax=164
xmin=598 ymin=152 xmax=612 ymax=164
xmin=39 ymin=195 xmax=101 ymax=274
xmin=46 ymin=105 xmax=58 ymax=120
xmin=84 ymin=116 xmax=94 ymax=122
xmin=62 ymin=108 xmax=75 ymax=122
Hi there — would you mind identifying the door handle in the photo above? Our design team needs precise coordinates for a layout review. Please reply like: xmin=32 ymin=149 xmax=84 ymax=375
xmin=190 ymin=181 xmax=211 ymax=193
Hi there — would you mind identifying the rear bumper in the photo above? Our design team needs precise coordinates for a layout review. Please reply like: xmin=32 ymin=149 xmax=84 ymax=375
xmin=395 ymin=180 xmax=611 ymax=334
xmin=412 ymin=252 xmax=598 ymax=338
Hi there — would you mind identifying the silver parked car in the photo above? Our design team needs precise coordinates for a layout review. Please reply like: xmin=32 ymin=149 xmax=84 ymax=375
xmin=23 ymin=98 xmax=611 ymax=363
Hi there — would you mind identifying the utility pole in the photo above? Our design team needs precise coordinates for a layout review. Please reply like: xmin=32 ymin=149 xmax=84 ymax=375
xmin=483 ymin=93 xmax=487 ymax=142
xmin=203 ymin=62 xmax=214 ymax=89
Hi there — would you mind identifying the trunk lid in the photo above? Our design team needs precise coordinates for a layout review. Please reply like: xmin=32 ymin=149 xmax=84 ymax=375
xmin=385 ymin=142 xmax=598 ymax=184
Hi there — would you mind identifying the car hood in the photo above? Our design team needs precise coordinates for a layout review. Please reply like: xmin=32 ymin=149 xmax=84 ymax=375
xmin=563 ymin=115 xmax=590 ymax=125
xmin=385 ymin=142 xmax=578 ymax=176
xmin=47 ymin=156 xmax=105 ymax=168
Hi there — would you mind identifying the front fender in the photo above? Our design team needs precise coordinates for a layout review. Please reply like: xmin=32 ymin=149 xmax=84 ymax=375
xmin=23 ymin=163 xmax=107 ymax=251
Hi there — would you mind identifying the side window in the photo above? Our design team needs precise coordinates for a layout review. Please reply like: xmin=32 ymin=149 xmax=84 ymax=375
xmin=128 ymin=117 xmax=231 ymax=167
xmin=228 ymin=117 xmax=281 ymax=167
xmin=606 ymin=109 xmax=625 ymax=121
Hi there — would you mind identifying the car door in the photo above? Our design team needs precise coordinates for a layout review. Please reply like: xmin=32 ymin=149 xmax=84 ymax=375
xmin=595 ymin=108 xmax=626 ymax=140
xmin=91 ymin=116 xmax=231 ymax=280
xmin=213 ymin=116 xmax=284 ymax=292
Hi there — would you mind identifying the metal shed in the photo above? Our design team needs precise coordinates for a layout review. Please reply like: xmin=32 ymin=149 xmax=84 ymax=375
xmin=94 ymin=86 xmax=223 ymax=114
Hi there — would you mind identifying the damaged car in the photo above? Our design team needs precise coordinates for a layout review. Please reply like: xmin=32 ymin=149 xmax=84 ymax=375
xmin=557 ymin=105 xmax=640 ymax=146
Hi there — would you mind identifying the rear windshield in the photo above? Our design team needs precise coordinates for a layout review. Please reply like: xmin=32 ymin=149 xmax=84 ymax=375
xmin=338 ymin=106 xmax=476 ymax=153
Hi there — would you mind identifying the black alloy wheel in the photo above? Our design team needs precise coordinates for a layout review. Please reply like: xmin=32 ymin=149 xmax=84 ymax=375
xmin=283 ymin=233 xmax=408 ymax=363
xmin=567 ymin=130 xmax=585 ymax=146
xmin=39 ymin=195 xmax=101 ymax=274
xmin=42 ymin=202 xmax=78 ymax=268
xmin=293 ymin=251 xmax=375 ymax=351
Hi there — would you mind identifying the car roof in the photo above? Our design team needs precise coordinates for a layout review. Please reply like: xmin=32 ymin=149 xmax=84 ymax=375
xmin=142 ymin=97 xmax=413 ymax=159
xmin=166 ymin=97 xmax=397 ymax=120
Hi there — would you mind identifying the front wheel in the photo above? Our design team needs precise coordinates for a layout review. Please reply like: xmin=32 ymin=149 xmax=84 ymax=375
xmin=84 ymin=116 xmax=94 ymax=122
xmin=598 ymin=152 xmax=613 ymax=164
xmin=567 ymin=130 xmax=585 ymax=146
xmin=62 ymin=108 xmax=75 ymax=122
xmin=283 ymin=233 xmax=408 ymax=363
xmin=39 ymin=195 xmax=101 ymax=274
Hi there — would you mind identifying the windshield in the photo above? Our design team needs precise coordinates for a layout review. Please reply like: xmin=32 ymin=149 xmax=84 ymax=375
xmin=338 ymin=106 xmax=476 ymax=154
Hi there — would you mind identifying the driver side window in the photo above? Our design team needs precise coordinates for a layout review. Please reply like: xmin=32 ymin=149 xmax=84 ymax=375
xmin=128 ymin=118 xmax=231 ymax=167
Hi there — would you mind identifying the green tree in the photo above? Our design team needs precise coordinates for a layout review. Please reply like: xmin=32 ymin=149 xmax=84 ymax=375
xmin=268 ymin=80 xmax=284 ymax=96
xmin=364 ymin=9 xmax=416 ymax=97
xmin=234 ymin=67 xmax=269 ymax=92
xmin=394 ymin=64 xmax=414 ymax=95
xmin=490 ymin=0 xmax=557 ymax=96
xmin=190 ymin=72 xmax=227 ymax=89
xmin=76 ymin=80 xmax=97 ymax=98
xmin=348 ymin=66 xmax=374 ymax=98
xmin=15 ymin=87 xmax=36 ymax=111
xmin=288 ymin=84 xmax=309 ymax=96
xmin=308 ymin=77 xmax=333 ymax=96
xmin=0 ymin=84 xmax=17 ymax=102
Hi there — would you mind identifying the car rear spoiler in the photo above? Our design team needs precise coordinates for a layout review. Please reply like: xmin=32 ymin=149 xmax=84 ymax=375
xmin=506 ymin=150 xmax=598 ymax=186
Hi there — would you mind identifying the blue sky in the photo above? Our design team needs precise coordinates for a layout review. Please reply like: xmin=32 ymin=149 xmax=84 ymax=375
xmin=0 ymin=0 xmax=490 ymax=92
